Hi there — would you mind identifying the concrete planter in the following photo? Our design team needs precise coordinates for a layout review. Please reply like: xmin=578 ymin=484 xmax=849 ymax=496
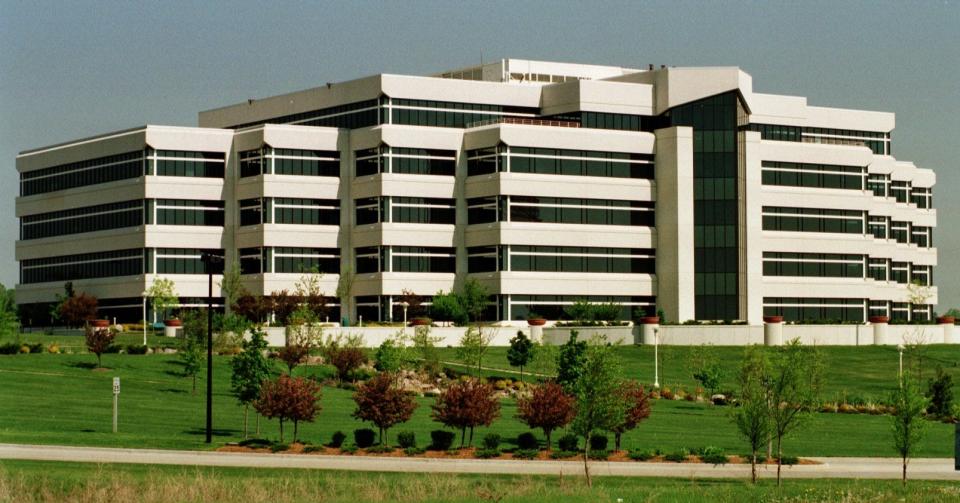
xmin=164 ymin=319 xmax=182 ymax=327
xmin=937 ymin=316 xmax=955 ymax=325
xmin=91 ymin=319 xmax=110 ymax=328
xmin=868 ymin=316 xmax=889 ymax=324
xmin=409 ymin=317 xmax=432 ymax=327
xmin=527 ymin=318 xmax=547 ymax=326
xmin=639 ymin=316 xmax=660 ymax=325
xmin=762 ymin=315 xmax=784 ymax=324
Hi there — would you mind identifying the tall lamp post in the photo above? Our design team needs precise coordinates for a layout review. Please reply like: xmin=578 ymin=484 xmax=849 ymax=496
xmin=897 ymin=342 xmax=905 ymax=385
xmin=653 ymin=327 xmax=660 ymax=389
xmin=141 ymin=290 xmax=149 ymax=346
xmin=400 ymin=301 xmax=409 ymax=335
xmin=200 ymin=252 xmax=223 ymax=444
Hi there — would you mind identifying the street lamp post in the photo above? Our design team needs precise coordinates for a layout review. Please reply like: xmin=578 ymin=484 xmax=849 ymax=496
xmin=141 ymin=291 xmax=148 ymax=346
xmin=653 ymin=327 xmax=660 ymax=389
xmin=200 ymin=252 xmax=223 ymax=444
xmin=897 ymin=343 xmax=905 ymax=385
xmin=400 ymin=301 xmax=409 ymax=335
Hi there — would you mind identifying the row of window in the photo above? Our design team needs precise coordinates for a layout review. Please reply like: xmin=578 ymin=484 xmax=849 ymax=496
xmin=239 ymin=148 xmax=340 ymax=178
xmin=467 ymin=196 xmax=655 ymax=227
xmin=761 ymin=161 xmax=865 ymax=190
xmin=20 ymin=151 xmax=144 ymax=196
xmin=239 ymin=198 xmax=340 ymax=226
xmin=355 ymin=197 xmax=456 ymax=225
xmin=467 ymin=245 xmax=655 ymax=274
xmin=20 ymin=199 xmax=226 ymax=240
xmin=355 ymin=146 xmax=457 ymax=177
xmin=745 ymin=124 xmax=890 ymax=155
xmin=239 ymin=247 xmax=340 ymax=275
xmin=762 ymin=207 xmax=865 ymax=234
xmin=763 ymin=297 xmax=932 ymax=323
xmin=229 ymin=99 xmax=381 ymax=130
xmin=466 ymin=145 xmax=654 ymax=179
xmin=155 ymin=199 xmax=225 ymax=226
xmin=19 ymin=247 xmax=224 ymax=284
xmin=355 ymin=246 xmax=456 ymax=273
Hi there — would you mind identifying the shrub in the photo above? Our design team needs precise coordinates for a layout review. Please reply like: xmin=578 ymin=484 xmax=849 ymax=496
xmin=303 ymin=445 xmax=324 ymax=454
xmin=353 ymin=428 xmax=376 ymax=448
xmin=516 ymin=381 xmax=576 ymax=449
xmin=928 ymin=366 xmax=954 ymax=418
xmin=85 ymin=325 xmax=116 ymax=368
xmin=366 ymin=445 xmax=395 ymax=454
xmin=328 ymin=346 xmax=368 ymax=382
xmin=0 ymin=343 xmax=20 ymax=355
xmin=429 ymin=430 xmax=455 ymax=451
xmin=588 ymin=450 xmax=610 ymax=460
xmin=515 ymin=432 xmax=538 ymax=450
xmin=664 ymin=448 xmax=689 ymax=462
xmin=270 ymin=443 xmax=290 ymax=453
xmin=404 ymin=446 xmax=426 ymax=456
xmin=700 ymin=446 xmax=728 ymax=465
xmin=557 ymin=433 xmax=579 ymax=452
xmin=397 ymin=431 xmax=417 ymax=449
xmin=430 ymin=379 xmax=500 ymax=447
xmin=352 ymin=372 xmax=418 ymax=446
xmin=629 ymin=450 xmax=655 ymax=461
xmin=125 ymin=344 xmax=148 ymax=355
xmin=328 ymin=431 xmax=347 ymax=448
xmin=589 ymin=434 xmax=608 ymax=451
xmin=482 ymin=433 xmax=501 ymax=450
xmin=254 ymin=375 xmax=322 ymax=443
xmin=512 ymin=449 xmax=538 ymax=460
xmin=340 ymin=445 xmax=358 ymax=454
xmin=779 ymin=455 xmax=799 ymax=465
xmin=474 ymin=448 xmax=501 ymax=459
xmin=550 ymin=450 xmax=578 ymax=459
xmin=347 ymin=367 xmax=376 ymax=382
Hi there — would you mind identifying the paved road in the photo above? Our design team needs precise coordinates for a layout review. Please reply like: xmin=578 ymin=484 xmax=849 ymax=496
xmin=0 ymin=444 xmax=958 ymax=481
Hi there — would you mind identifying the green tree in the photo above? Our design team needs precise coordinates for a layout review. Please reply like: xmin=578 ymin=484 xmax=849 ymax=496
xmin=926 ymin=366 xmax=953 ymax=418
xmin=179 ymin=310 xmax=207 ymax=394
xmin=146 ymin=277 xmax=178 ymax=322
xmin=374 ymin=332 xmax=416 ymax=374
xmin=230 ymin=327 xmax=274 ymax=438
xmin=507 ymin=331 xmax=535 ymax=383
xmin=570 ymin=339 xmax=624 ymax=487
xmin=556 ymin=331 xmax=587 ymax=392
xmin=891 ymin=373 xmax=930 ymax=485
xmin=0 ymin=283 xmax=19 ymax=341
xmin=218 ymin=260 xmax=245 ymax=312
xmin=733 ymin=345 xmax=773 ymax=484
xmin=459 ymin=278 xmax=489 ymax=324
xmin=456 ymin=326 xmax=494 ymax=376
xmin=412 ymin=325 xmax=442 ymax=376
xmin=767 ymin=339 xmax=823 ymax=485
xmin=429 ymin=291 xmax=467 ymax=326
xmin=335 ymin=265 xmax=355 ymax=323
xmin=689 ymin=344 xmax=724 ymax=396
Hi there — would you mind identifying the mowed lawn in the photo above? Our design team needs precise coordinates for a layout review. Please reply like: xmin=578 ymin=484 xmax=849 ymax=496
xmin=2 ymin=460 xmax=960 ymax=503
xmin=0 ymin=348 xmax=956 ymax=457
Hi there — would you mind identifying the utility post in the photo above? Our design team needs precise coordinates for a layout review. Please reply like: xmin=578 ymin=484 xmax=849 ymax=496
xmin=200 ymin=252 xmax=223 ymax=444
xmin=112 ymin=377 xmax=120 ymax=433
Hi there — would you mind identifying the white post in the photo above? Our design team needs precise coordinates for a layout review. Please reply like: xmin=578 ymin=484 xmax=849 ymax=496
xmin=112 ymin=377 xmax=120 ymax=433
xmin=898 ymin=343 xmax=904 ymax=385
xmin=401 ymin=302 xmax=409 ymax=337
xmin=763 ymin=316 xmax=784 ymax=346
xmin=653 ymin=327 xmax=660 ymax=389
xmin=141 ymin=291 xmax=148 ymax=346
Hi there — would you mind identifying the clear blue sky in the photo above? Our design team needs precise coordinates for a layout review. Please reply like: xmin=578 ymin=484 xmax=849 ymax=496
xmin=1 ymin=1 xmax=958 ymax=309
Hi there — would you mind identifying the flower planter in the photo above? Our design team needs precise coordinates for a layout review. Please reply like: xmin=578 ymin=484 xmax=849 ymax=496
xmin=936 ymin=315 xmax=955 ymax=325
xmin=91 ymin=319 xmax=110 ymax=328
xmin=868 ymin=315 xmax=889 ymax=324
xmin=762 ymin=315 xmax=784 ymax=324
xmin=639 ymin=316 xmax=660 ymax=325
xmin=526 ymin=318 xmax=547 ymax=326
xmin=164 ymin=318 xmax=182 ymax=327
xmin=409 ymin=317 xmax=432 ymax=327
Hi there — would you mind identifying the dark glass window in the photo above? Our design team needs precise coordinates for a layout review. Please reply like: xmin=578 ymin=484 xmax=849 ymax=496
xmin=762 ymin=297 xmax=865 ymax=322
xmin=20 ymin=200 xmax=144 ymax=240
xmin=761 ymin=161 xmax=864 ymax=190
xmin=20 ymin=249 xmax=144 ymax=284
xmin=155 ymin=248 xmax=225 ymax=274
xmin=228 ymin=99 xmax=381 ymax=130
xmin=762 ymin=252 xmax=864 ymax=278
xmin=154 ymin=150 xmax=225 ymax=178
xmin=155 ymin=199 xmax=224 ymax=226
xmin=272 ymin=247 xmax=340 ymax=274
xmin=762 ymin=207 xmax=865 ymax=234
xmin=273 ymin=198 xmax=339 ymax=225
xmin=20 ymin=150 xmax=144 ymax=196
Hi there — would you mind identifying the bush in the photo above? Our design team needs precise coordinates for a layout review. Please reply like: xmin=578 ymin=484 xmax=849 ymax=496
xmin=512 ymin=449 xmax=538 ymax=460
xmin=928 ymin=366 xmax=954 ymax=418
xmin=515 ymin=432 xmax=538 ymax=450
xmin=779 ymin=455 xmax=799 ymax=465
xmin=474 ymin=448 xmax=501 ymax=459
xmin=125 ymin=344 xmax=148 ymax=355
xmin=404 ymin=446 xmax=426 ymax=456
xmin=340 ymin=445 xmax=358 ymax=454
xmin=664 ymin=448 xmax=689 ymax=462
xmin=270 ymin=443 xmax=290 ymax=453
xmin=550 ymin=450 xmax=578 ymax=459
xmin=429 ymin=430 xmax=455 ymax=451
xmin=482 ymin=433 xmax=501 ymax=450
xmin=328 ymin=431 xmax=347 ymax=448
xmin=353 ymin=428 xmax=376 ymax=448
xmin=397 ymin=431 xmax=417 ymax=449
xmin=629 ymin=450 xmax=655 ymax=461
xmin=303 ymin=444 xmax=324 ymax=453
xmin=589 ymin=435 xmax=608 ymax=451
xmin=347 ymin=367 xmax=376 ymax=382
xmin=700 ymin=446 xmax=728 ymax=465
xmin=558 ymin=433 xmax=579 ymax=452
xmin=366 ymin=445 xmax=395 ymax=454
xmin=0 ymin=343 xmax=20 ymax=355
xmin=588 ymin=450 xmax=610 ymax=460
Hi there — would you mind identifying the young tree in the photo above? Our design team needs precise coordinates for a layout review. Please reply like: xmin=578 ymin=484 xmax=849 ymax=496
xmin=270 ymin=289 xmax=299 ymax=326
xmin=430 ymin=379 xmax=500 ymax=448
xmin=412 ymin=325 xmax=443 ymax=377
xmin=146 ymin=277 xmax=178 ymax=322
xmin=570 ymin=340 xmax=624 ymax=487
xmin=218 ymin=260 xmax=245 ymax=312
xmin=556 ymin=331 xmax=587 ymax=392
xmin=59 ymin=292 xmax=98 ymax=328
xmin=84 ymin=325 xmax=116 ymax=369
xmin=689 ymin=344 xmax=724 ymax=396
xmin=294 ymin=268 xmax=328 ymax=320
xmin=254 ymin=374 xmax=322 ymax=443
xmin=456 ymin=326 xmax=495 ymax=376
xmin=733 ymin=345 xmax=772 ymax=484
xmin=328 ymin=346 xmax=367 ymax=382
xmin=507 ymin=331 xmax=535 ymax=383
xmin=611 ymin=380 xmax=651 ymax=451
xmin=179 ymin=310 xmax=207 ymax=394
xmin=335 ymin=265 xmax=355 ymax=323
xmin=430 ymin=290 xmax=467 ymax=326
xmin=0 ymin=283 xmax=19 ymax=341
xmin=459 ymin=278 xmax=490 ymax=324
xmin=767 ymin=339 xmax=823 ymax=485
xmin=891 ymin=373 xmax=930 ymax=485
xmin=397 ymin=289 xmax=426 ymax=318
xmin=230 ymin=328 xmax=274 ymax=438
xmin=374 ymin=332 xmax=416 ymax=374
xmin=279 ymin=306 xmax=321 ymax=373
xmin=352 ymin=372 xmax=418 ymax=445
xmin=516 ymin=381 xmax=576 ymax=449
xmin=927 ymin=366 xmax=954 ymax=418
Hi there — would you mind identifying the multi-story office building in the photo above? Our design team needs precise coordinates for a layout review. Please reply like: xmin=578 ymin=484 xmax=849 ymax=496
xmin=15 ymin=59 xmax=937 ymax=325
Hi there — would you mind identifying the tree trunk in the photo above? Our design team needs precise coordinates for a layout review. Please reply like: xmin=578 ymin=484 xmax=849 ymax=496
xmin=243 ymin=405 xmax=249 ymax=439
xmin=776 ymin=438 xmax=783 ymax=486
xmin=751 ymin=450 xmax=757 ymax=484
xmin=293 ymin=420 xmax=298 ymax=443
xmin=279 ymin=419 xmax=285 ymax=444
xmin=766 ymin=435 xmax=772 ymax=462
xmin=520 ymin=365 xmax=524 ymax=384
xmin=545 ymin=429 xmax=552 ymax=451
xmin=615 ymin=432 xmax=622 ymax=452
xmin=380 ymin=427 xmax=385 ymax=446
xmin=256 ymin=414 xmax=261 ymax=436
xmin=583 ymin=433 xmax=592 ymax=487
xmin=460 ymin=427 xmax=466 ymax=448
xmin=902 ymin=455 xmax=907 ymax=485
xmin=469 ymin=427 xmax=474 ymax=447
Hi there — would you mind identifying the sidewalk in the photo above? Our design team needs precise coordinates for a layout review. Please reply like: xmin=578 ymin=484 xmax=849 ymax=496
xmin=1 ymin=444 xmax=958 ymax=481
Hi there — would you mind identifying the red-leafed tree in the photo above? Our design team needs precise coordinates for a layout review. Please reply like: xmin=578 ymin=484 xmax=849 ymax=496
xmin=352 ymin=372 xmax=418 ymax=445
xmin=328 ymin=346 xmax=367 ymax=382
xmin=84 ymin=325 xmax=116 ymax=369
xmin=254 ymin=374 xmax=322 ymax=443
xmin=59 ymin=293 xmax=98 ymax=328
xmin=611 ymin=380 xmax=651 ymax=451
xmin=430 ymin=379 xmax=500 ymax=448
xmin=516 ymin=380 xmax=576 ymax=450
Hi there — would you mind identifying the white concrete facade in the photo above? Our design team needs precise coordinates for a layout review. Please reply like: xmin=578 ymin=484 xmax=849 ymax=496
xmin=15 ymin=59 xmax=937 ymax=326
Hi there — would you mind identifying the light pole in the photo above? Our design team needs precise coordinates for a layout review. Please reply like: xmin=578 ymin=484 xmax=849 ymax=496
xmin=400 ymin=301 xmax=409 ymax=335
xmin=200 ymin=252 xmax=223 ymax=444
xmin=141 ymin=290 xmax=148 ymax=346
xmin=897 ymin=342 xmax=905 ymax=385
xmin=653 ymin=327 xmax=660 ymax=389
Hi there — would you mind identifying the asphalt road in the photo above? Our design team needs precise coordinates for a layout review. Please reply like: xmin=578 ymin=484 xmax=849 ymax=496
xmin=1 ymin=443 xmax=958 ymax=481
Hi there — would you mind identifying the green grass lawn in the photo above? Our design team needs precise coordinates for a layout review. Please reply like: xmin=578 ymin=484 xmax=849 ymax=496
xmin=14 ymin=331 xmax=180 ymax=350
xmin=1 ymin=460 xmax=959 ymax=503
xmin=0 ymin=352 xmax=955 ymax=457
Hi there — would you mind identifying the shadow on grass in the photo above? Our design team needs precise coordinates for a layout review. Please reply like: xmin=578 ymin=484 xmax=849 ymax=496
xmin=159 ymin=388 xmax=188 ymax=394
xmin=67 ymin=361 xmax=98 ymax=370
xmin=183 ymin=427 xmax=239 ymax=437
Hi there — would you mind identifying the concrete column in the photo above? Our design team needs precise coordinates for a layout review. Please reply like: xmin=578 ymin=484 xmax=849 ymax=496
xmin=870 ymin=316 xmax=889 ymax=345
xmin=529 ymin=325 xmax=543 ymax=344
xmin=653 ymin=127 xmax=695 ymax=323
xmin=763 ymin=316 xmax=783 ymax=346
xmin=640 ymin=320 xmax=660 ymax=345
xmin=937 ymin=316 xmax=956 ymax=344
xmin=740 ymin=131 xmax=764 ymax=325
